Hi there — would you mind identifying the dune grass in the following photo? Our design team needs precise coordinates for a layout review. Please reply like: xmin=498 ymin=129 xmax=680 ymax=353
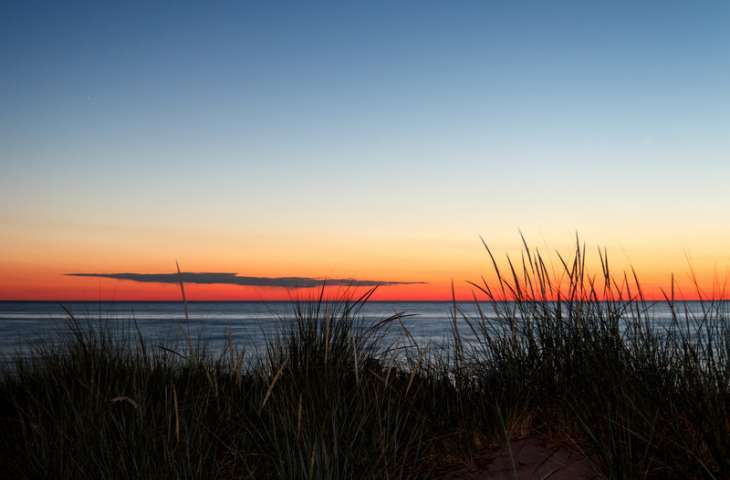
xmin=2 ymin=239 xmax=730 ymax=479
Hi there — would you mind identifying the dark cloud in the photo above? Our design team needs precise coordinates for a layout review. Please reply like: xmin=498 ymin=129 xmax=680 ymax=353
xmin=65 ymin=272 xmax=425 ymax=289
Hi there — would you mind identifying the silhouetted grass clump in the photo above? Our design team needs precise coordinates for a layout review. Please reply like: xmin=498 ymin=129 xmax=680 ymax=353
xmin=2 ymin=239 xmax=730 ymax=479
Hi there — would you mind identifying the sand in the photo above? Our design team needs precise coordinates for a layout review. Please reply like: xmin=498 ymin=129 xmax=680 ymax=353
xmin=441 ymin=436 xmax=601 ymax=480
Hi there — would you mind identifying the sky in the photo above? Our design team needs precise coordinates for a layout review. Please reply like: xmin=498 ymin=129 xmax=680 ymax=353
xmin=2 ymin=1 xmax=730 ymax=301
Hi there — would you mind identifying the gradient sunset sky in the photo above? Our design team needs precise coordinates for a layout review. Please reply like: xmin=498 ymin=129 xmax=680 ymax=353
xmin=2 ymin=1 xmax=730 ymax=301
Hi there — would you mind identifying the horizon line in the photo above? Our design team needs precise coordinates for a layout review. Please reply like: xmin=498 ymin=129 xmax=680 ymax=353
xmin=0 ymin=297 xmax=722 ymax=303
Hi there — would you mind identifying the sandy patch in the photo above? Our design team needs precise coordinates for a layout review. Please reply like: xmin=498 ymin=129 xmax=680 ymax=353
xmin=441 ymin=436 xmax=601 ymax=480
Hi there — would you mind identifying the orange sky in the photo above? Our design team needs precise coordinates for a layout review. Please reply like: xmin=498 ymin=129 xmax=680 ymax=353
xmin=2 ymin=234 xmax=728 ymax=301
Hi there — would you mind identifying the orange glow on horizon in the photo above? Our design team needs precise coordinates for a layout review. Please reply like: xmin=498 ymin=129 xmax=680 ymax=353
xmin=0 ymin=269 xmax=726 ymax=302
xmin=3 ymin=236 xmax=730 ymax=302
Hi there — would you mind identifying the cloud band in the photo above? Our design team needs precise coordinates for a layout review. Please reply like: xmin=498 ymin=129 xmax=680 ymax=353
xmin=65 ymin=272 xmax=425 ymax=289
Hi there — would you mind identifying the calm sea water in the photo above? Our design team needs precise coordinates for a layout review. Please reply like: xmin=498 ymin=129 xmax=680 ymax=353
xmin=0 ymin=301 xmax=465 ymax=357
xmin=0 ymin=301 xmax=723 ymax=358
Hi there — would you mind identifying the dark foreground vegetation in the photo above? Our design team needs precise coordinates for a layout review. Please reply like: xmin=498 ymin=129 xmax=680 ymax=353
xmin=2 ymin=240 xmax=730 ymax=479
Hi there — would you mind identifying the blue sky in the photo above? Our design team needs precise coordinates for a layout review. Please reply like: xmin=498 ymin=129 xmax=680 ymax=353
xmin=2 ymin=1 xmax=730 ymax=299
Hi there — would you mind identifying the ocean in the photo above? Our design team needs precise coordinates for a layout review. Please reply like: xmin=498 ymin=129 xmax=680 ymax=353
xmin=0 ymin=301 xmax=723 ymax=359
